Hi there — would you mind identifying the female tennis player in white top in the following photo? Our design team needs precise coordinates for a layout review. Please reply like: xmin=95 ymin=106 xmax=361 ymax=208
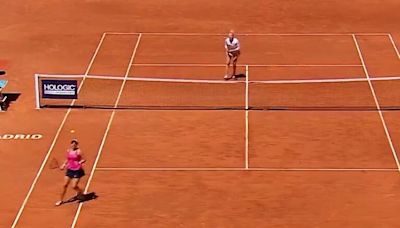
xmin=224 ymin=30 xmax=241 ymax=80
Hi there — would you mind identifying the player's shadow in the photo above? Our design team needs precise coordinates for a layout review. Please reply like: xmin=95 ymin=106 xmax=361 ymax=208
xmin=234 ymin=73 xmax=246 ymax=79
xmin=1 ymin=92 xmax=20 ymax=111
xmin=64 ymin=192 xmax=98 ymax=205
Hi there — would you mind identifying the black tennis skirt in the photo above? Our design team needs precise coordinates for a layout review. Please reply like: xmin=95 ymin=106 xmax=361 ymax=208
xmin=66 ymin=168 xmax=85 ymax=179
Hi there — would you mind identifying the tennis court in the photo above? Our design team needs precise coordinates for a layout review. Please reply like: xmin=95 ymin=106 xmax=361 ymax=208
xmin=10 ymin=32 xmax=400 ymax=227
xmin=2 ymin=1 xmax=400 ymax=227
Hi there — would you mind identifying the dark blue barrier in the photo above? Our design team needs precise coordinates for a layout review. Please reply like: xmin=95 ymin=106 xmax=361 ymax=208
xmin=42 ymin=80 xmax=78 ymax=99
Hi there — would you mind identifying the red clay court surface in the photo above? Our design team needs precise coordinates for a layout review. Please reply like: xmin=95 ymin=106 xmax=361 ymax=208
xmin=1 ymin=1 xmax=400 ymax=227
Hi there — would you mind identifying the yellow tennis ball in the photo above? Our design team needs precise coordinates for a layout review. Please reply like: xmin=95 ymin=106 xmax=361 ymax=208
xmin=70 ymin=130 xmax=75 ymax=133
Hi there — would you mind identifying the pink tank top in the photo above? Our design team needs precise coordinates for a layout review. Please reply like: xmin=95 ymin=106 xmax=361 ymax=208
xmin=66 ymin=149 xmax=82 ymax=170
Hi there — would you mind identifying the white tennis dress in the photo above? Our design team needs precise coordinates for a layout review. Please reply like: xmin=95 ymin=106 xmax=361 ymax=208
xmin=224 ymin=37 xmax=240 ymax=53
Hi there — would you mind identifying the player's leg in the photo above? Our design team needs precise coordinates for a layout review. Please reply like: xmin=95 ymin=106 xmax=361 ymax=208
xmin=56 ymin=176 xmax=71 ymax=206
xmin=225 ymin=53 xmax=232 ymax=79
xmin=232 ymin=54 xmax=239 ymax=79
xmin=71 ymin=177 xmax=85 ymax=201
xmin=71 ymin=177 xmax=83 ymax=196
xmin=71 ymin=168 xmax=85 ymax=199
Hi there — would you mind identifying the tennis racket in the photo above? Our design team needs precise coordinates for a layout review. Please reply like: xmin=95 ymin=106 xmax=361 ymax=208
xmin=49 ymin=157 xmax=60 ymax=170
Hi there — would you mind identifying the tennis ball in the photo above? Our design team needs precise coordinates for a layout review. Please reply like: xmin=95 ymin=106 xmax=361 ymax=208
xmin=70 ymin=130 xmax=75 ymax=133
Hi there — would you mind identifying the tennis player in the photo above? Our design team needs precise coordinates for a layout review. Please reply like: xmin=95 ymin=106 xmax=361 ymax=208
xmin=224 ymin=30 xmax=241 ymax=80
xmin=55 ymin=139 xmax=86 ymax=206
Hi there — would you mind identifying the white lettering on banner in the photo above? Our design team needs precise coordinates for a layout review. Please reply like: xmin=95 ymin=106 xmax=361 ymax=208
xmin=0 ymin=134 xmax=43 ymax=140
xmin=43 ymin=84 xmax=76 ymax=91
xmin=43 ymin=84 xmax=76 ymax=95
xmin=44 ymin=90 xmax=76 ymax=95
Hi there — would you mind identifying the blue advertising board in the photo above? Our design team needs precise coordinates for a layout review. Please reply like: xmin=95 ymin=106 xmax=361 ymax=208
xmin=42 ymin=80 xmax=78 ymax=99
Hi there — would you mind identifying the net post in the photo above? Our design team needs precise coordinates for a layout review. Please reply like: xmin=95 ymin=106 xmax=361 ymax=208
xmin=245 ymin=65 xmax=249 ymax=110
xmin=245 ymin=65 xmax=249 ymax=169
xmin=34 ymin=74 xmax=40 ymax=109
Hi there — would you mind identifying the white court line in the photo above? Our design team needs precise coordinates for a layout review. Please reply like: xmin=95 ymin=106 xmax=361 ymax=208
xmin=245 ymin=65 xmax=249 ymax=169
xmin=98 ymin=76 xmax=242 ymax=84
xmin=36 ymin=74 xmax=400 ymax=84
xmin=106 ymin=32 xmax=390 ymax=36
xmin=71 ymin=33 xmax=142 ymax=228
xmin=249 ymin=76 xmax=400 ymax=84
xmin=95 ymin=167 xmax=397 ymax=172
xmin=352 ymin=34 xmax=400 ymax=172
xmin=131 ymin=63 xmax=362 ymax=67
xmin=11 ymin=33 xmax=107 ymax=228
xmin=388 ymin=34 xmax=400 ymax=60
xmin=251 ymin=77 xmax=370 ymax=84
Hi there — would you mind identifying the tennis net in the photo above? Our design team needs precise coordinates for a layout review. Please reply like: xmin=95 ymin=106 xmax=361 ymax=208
xmin=34 ymin=74 xmax=400 ymax=111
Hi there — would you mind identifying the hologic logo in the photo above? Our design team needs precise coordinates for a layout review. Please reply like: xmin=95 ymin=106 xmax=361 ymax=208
xmin=43 ymin=84 xmax=76 ymax=95
xmin=42 ymin=80 xmax=78 ymax=99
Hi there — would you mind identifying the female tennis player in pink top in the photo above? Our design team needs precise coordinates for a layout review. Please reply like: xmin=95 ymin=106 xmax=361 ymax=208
xmin=55 ymin=139 xmax=86 ymax=206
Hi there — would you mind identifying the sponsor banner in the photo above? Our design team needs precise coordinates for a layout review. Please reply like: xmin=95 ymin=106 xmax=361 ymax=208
xmin=42 ymin=80 xmax=78 ymax=99
xmin=0 ymin=134 xmax=43 ymax=140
